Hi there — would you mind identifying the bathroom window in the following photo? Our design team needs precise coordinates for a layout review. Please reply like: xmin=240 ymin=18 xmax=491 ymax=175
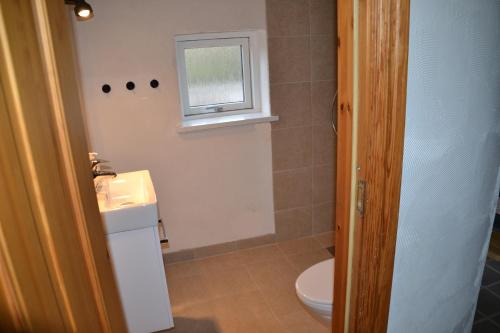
xmin=175 ymin=31 xmax=275 ymax=130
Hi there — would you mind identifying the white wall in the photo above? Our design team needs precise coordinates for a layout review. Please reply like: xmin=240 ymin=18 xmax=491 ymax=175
xmin=72 ymin=0 xmax=275 ymax=251
xmin=388 ymin=1 xmax=500 ymax=332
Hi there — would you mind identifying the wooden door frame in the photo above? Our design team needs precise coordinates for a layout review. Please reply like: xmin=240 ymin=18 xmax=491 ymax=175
xmin=0 ymin=0 xmax=127 ymax=331
xmin=334 ymin=0 xmax=410 ymax=332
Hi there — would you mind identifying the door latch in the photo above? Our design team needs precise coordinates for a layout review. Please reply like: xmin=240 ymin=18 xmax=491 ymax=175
xmin=356 ymin=180 xmax=367 ymax=216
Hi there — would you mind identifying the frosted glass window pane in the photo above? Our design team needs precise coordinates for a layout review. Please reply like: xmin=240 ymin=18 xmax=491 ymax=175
xmin=185 ymin=46 xmax=244 ymax=107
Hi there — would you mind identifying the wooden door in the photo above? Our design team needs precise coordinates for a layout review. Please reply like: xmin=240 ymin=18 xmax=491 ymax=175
xmin=334 ymin=0 xmax=410 ymax=332
xmin=0 ymin=0 xmax=127 ymax=331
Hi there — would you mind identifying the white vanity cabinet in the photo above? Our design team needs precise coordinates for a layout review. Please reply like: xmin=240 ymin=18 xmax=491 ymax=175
xmin=107 ymin=226 xmax=173 ymax=333
xmin=95 ymin=170 xmax=174 ymax=333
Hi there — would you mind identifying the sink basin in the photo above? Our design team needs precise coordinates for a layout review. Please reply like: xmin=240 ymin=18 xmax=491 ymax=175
xmin=95 ymin=170 xmax=158 ymax=234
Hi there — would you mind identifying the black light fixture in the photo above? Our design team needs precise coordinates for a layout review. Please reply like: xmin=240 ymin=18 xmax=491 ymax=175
xmin=65 ymin=0 xmax=94 ymax=21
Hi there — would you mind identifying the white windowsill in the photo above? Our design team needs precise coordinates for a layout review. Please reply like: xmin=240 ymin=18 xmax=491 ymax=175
xmin=177 ymin=113 xmax=279 ymax=133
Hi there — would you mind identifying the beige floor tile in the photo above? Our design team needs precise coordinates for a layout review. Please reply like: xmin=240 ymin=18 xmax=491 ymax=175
xmin=314 ymin=231 xmax=335 ymax=248
xmin=165 ymin=260 xmax=204 ymax=280
xmin=168 ymin=274 xmax=213 ymax=313
xmin=204 ymin=268 xmax=258 ymax=298
xmin=166 ymin=242 xmax=332 ymax=333
xmin=217 ymin=310 xmax=285 ymax=333
xmin=278 ymin=236 xmax=323 ymax=256
xmin=278 ymin=309 xmax=331 ymax=333
xmin=167 ymin=317 xmax=221 ymax=333
xmin=212 ymin=291 xmax=286 ymax=333
xmin=198 ymin=252 xmax=245 ymax=275
xmin=238 ymin=244 xmax=286 ymax=266
xmin=246 ymin=257 xmax=299 ymax=291
xmin=260 ymin=284 xmax=305 ymax=317
xmin=170 ymin=300 xmax=220 ymax=333
xmin=287 ymin=249 xmax=332 ymax=272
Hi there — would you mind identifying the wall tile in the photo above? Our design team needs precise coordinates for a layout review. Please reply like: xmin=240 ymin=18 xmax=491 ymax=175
xmin=163 ymin=249 xmax=194 ymax=264
xmin=286 ymin=248 xmax=332 ymax=272
xmin=272 ymin=126 xmax=312 ymax=171
xmin=237 ymin=234 xmax=276 ymax=250
xmin=278 ymin=236 xmax=323 ymax=256
xmin=193 ymin=241 xmax=238 ymax=259
xmin=267 ymin=0 xmax=337 ymax=246
xmin=312 ymin=164 xmax=334 ymax=204
xmin=310 ymin=0 xmax=335 ymax=35
xmin=311 ymin=34 xmax=335 ymax=81
xmin=271 ymin=83 xmax=311 ymax=129
xmin=314 ymin=231 xmax=335 ymax=247
xmin=313 ymin=125 xmax=336 ymax=166
xmin=273 ymin=167 xmax=313 ymax=210
xmin=274 ymin=207 xmax=312 ymax=241
xmin=269 ymin=37 xmax=310 ymax=83
xmin=313 ymin=202 xmax=335 ymax=233
xmin=267 ymin=0 xmax=309 ymax=37
xmin=311 ymin=80 xmax=335 ymax=126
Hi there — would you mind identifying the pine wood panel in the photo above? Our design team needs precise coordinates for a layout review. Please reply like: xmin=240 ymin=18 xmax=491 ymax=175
xmin=33 ymin=0 xmax=128 ymax=331
xmin=0 ymin=65 xmax=66 ymax=332
xmin=333 ymin=0 xmax=354 ymax=331
xmin=348 ymin=0 xmax=410 ymax=332
xmin=0 ymin=0 xmax=127 ymax=330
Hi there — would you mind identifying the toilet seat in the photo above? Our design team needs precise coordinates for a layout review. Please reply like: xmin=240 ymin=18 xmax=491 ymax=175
xmin=295 ymin=258 xmax=334 ymax=307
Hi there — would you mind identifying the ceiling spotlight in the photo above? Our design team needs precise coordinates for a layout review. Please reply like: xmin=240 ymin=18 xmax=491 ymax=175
xmin=65 ymin=0 xmax=94 ymax=21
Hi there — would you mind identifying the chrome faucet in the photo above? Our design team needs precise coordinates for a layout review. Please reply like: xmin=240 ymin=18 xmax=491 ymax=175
xmin=90 ymin=154 xmax=117 ymax=179
xmin=93 ymin=169 xmax=117 ymax=179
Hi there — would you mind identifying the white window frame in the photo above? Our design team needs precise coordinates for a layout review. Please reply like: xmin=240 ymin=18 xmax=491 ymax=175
xmin=175 ymin=31 xmax=272 ymax=130
xmin=176 ymin=37 xmax=253 ymax=116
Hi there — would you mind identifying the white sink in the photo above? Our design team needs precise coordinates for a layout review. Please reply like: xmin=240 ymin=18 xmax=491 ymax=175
xmin=95 ymin=170 xmax=158 ymax=234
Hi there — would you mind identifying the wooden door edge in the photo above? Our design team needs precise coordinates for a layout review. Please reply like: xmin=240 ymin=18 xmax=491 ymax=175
xmin=348 ymin=0 xmax=410 ymax=332
xmin=0 ymin=1 xmax=127 ymax=331
xmin=31 ymin=2 xmax=116 ymax=331
xmin=334 ymin=0 xmax=410 ymax=332
xmin=32 ymin=1 xmax=128 ymax=331
xmin=333 ymin=0 xmax=355 ymax=332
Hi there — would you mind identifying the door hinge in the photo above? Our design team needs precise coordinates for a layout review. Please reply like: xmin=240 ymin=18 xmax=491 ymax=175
xmin=356 ymin=180 xmax=367 ymax=216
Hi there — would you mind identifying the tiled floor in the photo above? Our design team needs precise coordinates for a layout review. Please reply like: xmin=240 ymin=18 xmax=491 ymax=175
xmin=473 ymin=260 xmax=500 ymax=332
xmin=162 ymin=232 xmax=334 ymax=333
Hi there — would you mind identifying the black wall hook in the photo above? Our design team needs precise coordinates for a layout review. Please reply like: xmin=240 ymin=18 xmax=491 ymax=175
xmin=102 ymin=84 xmax=111 ymax=93
xmin=126 ymin=81 xmax=135 ymax=91
xmin=150 ymin=79 xmax=159 ymax=88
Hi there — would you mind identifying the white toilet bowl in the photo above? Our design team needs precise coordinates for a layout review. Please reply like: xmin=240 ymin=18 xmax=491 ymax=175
xmin=295 ymin=258 xmax=334 ymax=324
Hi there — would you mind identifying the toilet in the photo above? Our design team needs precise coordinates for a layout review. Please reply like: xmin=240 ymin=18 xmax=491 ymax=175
xmin=295 ymin=258 xmax=334 ymax=324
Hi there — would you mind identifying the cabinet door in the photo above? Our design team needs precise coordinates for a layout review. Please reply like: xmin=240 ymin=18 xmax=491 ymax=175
xmin=108 ymin=227 xmax=173 ymax=333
